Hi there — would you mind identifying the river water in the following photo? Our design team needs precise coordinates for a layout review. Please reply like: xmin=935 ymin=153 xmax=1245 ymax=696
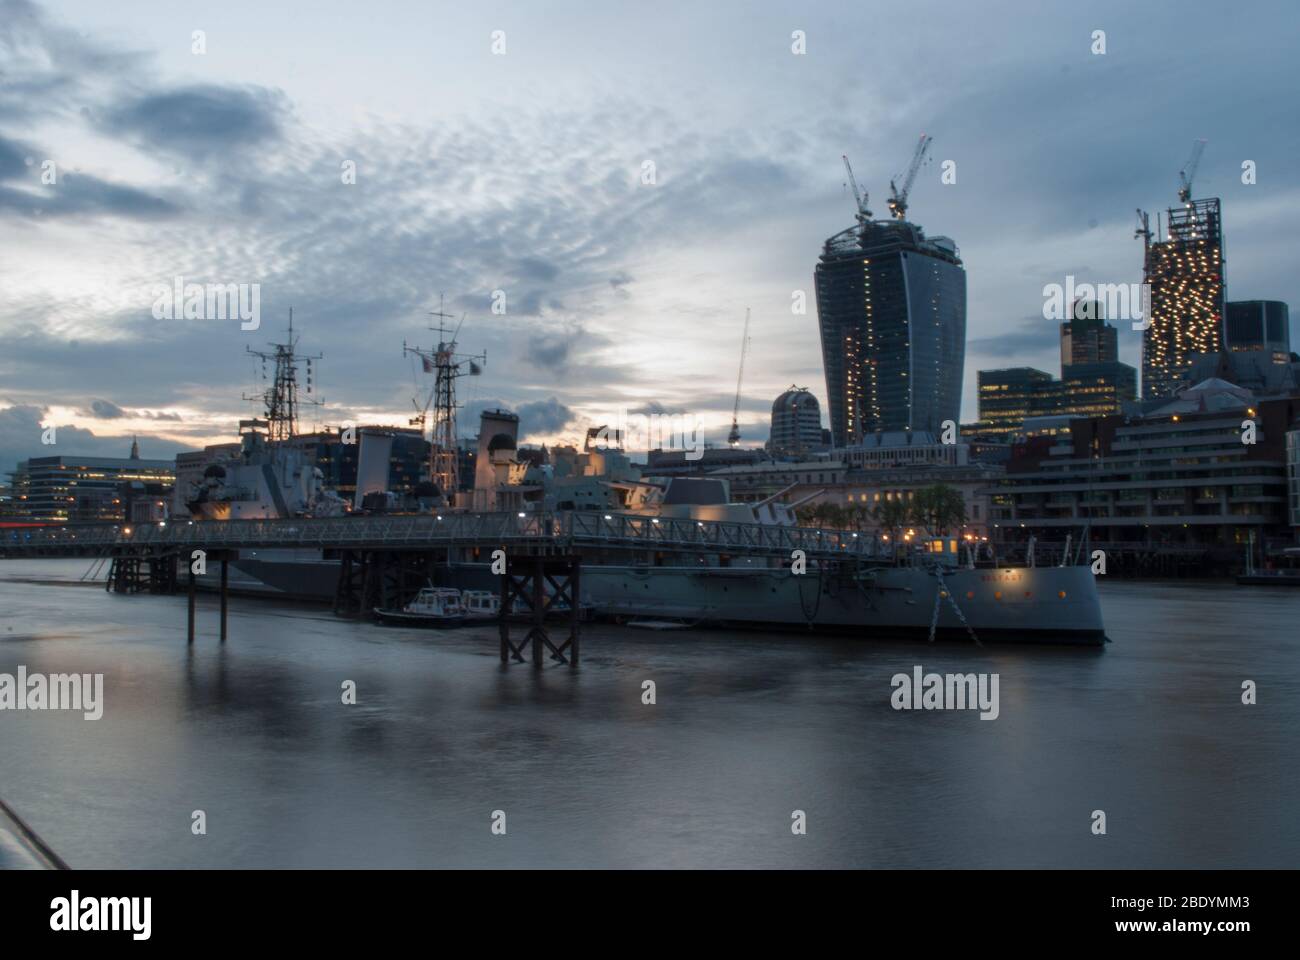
xmin=0 ymin=558 xmax=1296 ymax=868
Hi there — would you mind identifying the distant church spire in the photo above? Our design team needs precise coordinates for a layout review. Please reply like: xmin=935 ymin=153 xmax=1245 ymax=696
xmin=129 ymin=435 xmax=140 ymax=459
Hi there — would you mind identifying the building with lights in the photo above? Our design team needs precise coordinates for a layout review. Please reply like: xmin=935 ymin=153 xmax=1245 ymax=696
xmin=767 ymin=386 xmax=825 ymax=456
xmin=1225 ymin=300 xmax=1291 ymax=360
xmin=706 ymin=452 xmax=1000 ymax=538
xmin=976 ymin=363 xmax=1137 ymax=437
xmin=814 ymin=218 xmax=966 ymax=445
xmin=7 ymin=443 xmax=175 ymax=522
xmin=977 ymin=368 xmax=1054 ymax=436
xmin=1140 ymin=197 xmax=1226 ymax=401
xmin=981 ymin=379 xmax=1299 ymax=548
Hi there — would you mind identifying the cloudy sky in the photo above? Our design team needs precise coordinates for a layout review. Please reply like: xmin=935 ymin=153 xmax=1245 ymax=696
xmin=2 ymin=0 xmax=1297 ymax=473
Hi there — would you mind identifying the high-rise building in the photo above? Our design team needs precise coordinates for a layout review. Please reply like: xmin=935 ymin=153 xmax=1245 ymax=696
xmin=977 ymin=362 xmax=1137 ymax=437
xmin=1141 ymin=198 xmax=1226 ymax=400
xmin=978 ymin=368 xmax=1054 ymax=436
xmin=1060 ymin=299 xmax=1119 ymax=368
xmin=1057 ymin=361 xmax=1138 ymax=419
xmin=768 ymin=386 xmax=824 ymax=456
xmin=815 ymin=218 xmax=966 ymax=445
xmin=1225 ymin=300 xmax=1290 ymax=361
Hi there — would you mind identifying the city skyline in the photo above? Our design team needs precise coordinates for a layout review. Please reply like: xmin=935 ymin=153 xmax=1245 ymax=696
xmin=3 ymin=0 xmax=1299 ymax=474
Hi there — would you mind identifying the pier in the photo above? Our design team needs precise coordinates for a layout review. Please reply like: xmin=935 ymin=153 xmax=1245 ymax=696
xmin=2 ymin=511 xmax=880 ymax=651
xmin=0 ymin=511 xmax=878 ymax=560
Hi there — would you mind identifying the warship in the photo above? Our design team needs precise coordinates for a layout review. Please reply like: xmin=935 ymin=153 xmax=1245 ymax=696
xmin=186 ymin=315 xmax=347 ymax=521
xmin=189 ymin=310 xmax=1107 ymax=645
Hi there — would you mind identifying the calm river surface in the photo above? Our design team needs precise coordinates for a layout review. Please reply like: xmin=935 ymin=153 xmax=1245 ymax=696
xmin=1 ymin=558 xmax=1296 ymax=868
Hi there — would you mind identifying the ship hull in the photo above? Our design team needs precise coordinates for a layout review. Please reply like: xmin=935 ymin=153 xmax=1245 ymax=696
xmin=197 ymin=552 xmax=1105 ymax=645
xmin=578 ymin=564 xmax=1104 ymax=644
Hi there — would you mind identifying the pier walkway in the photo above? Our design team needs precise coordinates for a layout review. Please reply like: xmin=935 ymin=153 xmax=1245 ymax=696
xmin=0 ymin=511 xmax=880 ymax=562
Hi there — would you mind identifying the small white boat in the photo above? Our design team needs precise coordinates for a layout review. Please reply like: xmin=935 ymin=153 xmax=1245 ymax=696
xmin=461 ymin=590 xmax=502 ymax=620
xmin=374 ymin=586 xmax=464 ymax=627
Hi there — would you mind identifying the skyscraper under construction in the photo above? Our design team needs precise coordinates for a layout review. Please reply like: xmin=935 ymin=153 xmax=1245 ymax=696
xmin=1139 ymin=143 xmax=1226 ymax=400
xmin=814 ymin=217 xmax=967 ymax=445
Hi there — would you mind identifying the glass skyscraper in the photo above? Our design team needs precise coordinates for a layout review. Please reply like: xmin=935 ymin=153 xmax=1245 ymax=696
xmin=814 ymin=219 xmax=966 ymax=446
xmin=1225 ymin=300 xmax=1290 ymax=360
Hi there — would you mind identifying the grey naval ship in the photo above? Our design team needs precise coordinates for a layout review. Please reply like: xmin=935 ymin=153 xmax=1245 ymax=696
xmin=186 ymin=317 xmax=1106 ymax=645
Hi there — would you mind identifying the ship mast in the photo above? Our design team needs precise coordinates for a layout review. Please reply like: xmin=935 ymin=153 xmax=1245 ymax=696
xmin=243 ymin=309 xmax=323 ymax=442
xmin=403 ymin=294 xmax=486 ymax=506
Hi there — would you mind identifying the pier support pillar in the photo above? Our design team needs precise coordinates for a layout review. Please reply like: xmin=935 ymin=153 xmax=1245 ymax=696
xmin=187 ymin=565 xmax=196 ymax=644
xmin=498 ymin=555 xmax=581 ymax=667
xmin=219 ymin=556 xmax=229 ymax=642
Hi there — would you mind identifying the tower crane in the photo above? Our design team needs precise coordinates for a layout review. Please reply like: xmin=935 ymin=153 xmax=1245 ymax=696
xmin=727 ymin=307 xmax=751 ymax=447
xmin=841 ymin=155 xmax=872 ymax=224
xmin=1178 ymin=139 xmax=1207 ymax=204
xmin=1134 ymin=208 xmax=1152 ymax=246
xmin=888 ymin=134 xmax=933 ymax=222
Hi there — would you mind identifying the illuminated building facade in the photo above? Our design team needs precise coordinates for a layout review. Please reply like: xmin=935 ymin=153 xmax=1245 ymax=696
xmin=815 ymin=218 xmax=966 ymax=446
xmin=1141 ymin=197 xmax=1225 ymax=400
xmin=978 ymin=363 xmax=1136 ymax=437
xmin=7 ymin=451 xmax=175 ymax=522
xmin=978 ymin=368 xmax=1054 ymax=436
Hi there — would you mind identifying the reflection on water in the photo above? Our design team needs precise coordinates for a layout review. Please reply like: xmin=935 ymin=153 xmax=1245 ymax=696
xmin=1 ymin=559 xmax=1297 ymax=868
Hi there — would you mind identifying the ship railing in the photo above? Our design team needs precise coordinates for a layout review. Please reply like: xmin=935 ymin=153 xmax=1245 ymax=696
xmin=4 ymin=511 xmax=882 ymax=559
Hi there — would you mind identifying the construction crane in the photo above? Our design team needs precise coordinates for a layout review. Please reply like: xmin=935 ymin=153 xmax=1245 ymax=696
xmin=841 ymin=155 xmax=872 ymax=224
xmin=1178 ymin=139 xmax=1207 ymax=204
xmin=1134 ymin=208 xmax=1152 ymax=246
xmin=727 ymin=307 xmax=751 ymax=447
xmin=888 ymin=134 xmax=933 ymax=222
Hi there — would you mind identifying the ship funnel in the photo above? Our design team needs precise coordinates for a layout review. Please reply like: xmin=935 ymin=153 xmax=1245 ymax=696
xmin=354 ymin=429 xmax=395 ymax=510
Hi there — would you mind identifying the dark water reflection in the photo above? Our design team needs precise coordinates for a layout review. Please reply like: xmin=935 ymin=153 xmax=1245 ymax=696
xmin=1 ymin=560 xmax=1296 ymax=868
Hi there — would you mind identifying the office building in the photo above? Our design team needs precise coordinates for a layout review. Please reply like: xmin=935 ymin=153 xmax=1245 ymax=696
xmin=1225 ymin=300 xmax=1291 ymax=361
xmin=8 ymin=442 xmax=174 ymax=522
xmin=983 ymin=379 xmax=1299 ymax=547
xmin=1060 ymin=300 xmax=1119 ymax=368
xmin=977 ymin=368 xmax=1054 ymax=436
xmin=815 ymin=218 xmax=966 ymax=444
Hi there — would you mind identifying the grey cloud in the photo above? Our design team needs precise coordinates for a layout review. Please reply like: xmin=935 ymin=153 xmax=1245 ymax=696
xmin=102 ymin=85 xmax=286 ymax=157
xmin=516 ymin=258 xmax=560 ymax=283
xmin=88 ymin=399 xmax=126 ymax=419
xmin=0 ymin=135 xmax=26 ymax=180
xmin=0 ymin=404 xmax=189 ymax=475
xmin=0 ymin=133 xmax=178 ymax=220
xmin=78 ymin=399 xmax=180 ymax=421
xmin=516 ymin=397 xmax=576 ymax=438
xmin=459 ymin=397 xmax=575 ymax=442
xmin=967 ymin=315 xmax=1065 ymax=358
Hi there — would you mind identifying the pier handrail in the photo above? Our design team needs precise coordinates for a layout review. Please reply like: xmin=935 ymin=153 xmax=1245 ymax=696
xmin=0 ymin=796 xmax=69 ymax=870
xmin=2 ymin=510 xmax=881 ymax=561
